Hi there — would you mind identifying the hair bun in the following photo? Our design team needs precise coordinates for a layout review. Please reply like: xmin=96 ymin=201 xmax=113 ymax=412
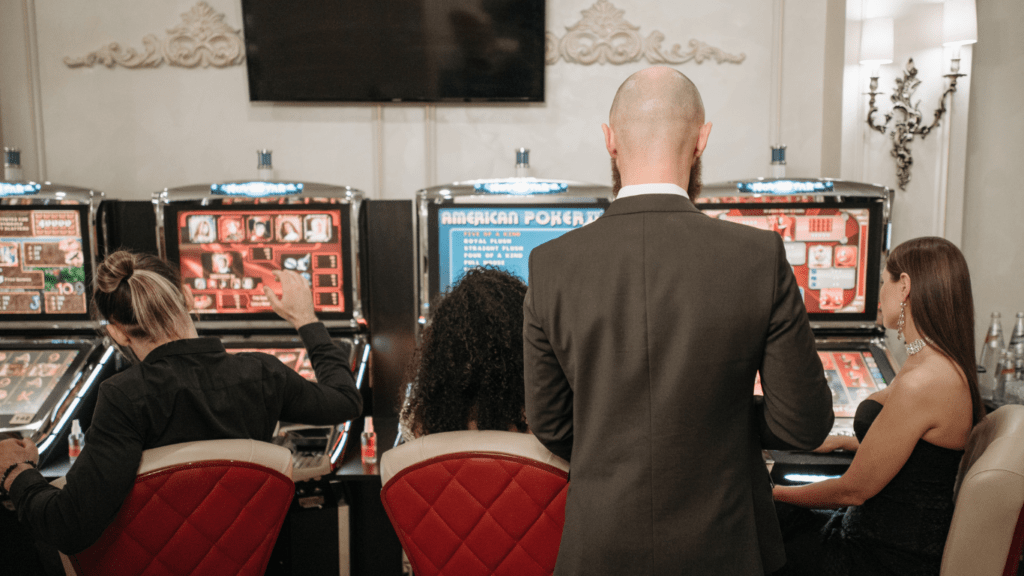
xmin=96 ymin=251 xmax=136 ymax=293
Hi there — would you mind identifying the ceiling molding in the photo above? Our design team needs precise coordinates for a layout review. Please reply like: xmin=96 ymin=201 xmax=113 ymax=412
xmin=546 ymin=0 xmax=746 ymax=66
xmin=63 ymin=2 xmax=243 ymax=69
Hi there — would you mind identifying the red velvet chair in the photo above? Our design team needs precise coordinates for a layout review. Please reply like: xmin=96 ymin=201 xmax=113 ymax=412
xmin=53 ymin=439 xmax=294 ymax=576
xmin=380 ymin=430 xmax=570 ymax=576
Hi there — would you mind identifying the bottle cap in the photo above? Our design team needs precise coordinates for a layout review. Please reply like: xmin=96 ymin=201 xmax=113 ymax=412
xmin=364 ymin=416 xmax=374 ymax=434
xmin=71 ymin=419 xmax=81 ymax=435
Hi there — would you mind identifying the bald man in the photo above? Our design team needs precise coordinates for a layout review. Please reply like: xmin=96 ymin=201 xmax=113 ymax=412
xmin=524 ymin=67 xmax=833 ymax=575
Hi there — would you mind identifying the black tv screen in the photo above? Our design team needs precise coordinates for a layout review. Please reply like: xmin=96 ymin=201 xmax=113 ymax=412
xmin=241 ymin=0 xmax=546 ymax=102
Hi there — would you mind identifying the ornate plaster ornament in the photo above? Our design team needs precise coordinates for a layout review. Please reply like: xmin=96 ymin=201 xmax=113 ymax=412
xmin=64 ymin=2 xmax=244 ymax=69
xmin=546 ymin=0 xmax=745 ymax=66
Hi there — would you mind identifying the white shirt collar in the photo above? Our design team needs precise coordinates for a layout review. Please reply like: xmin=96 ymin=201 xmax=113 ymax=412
xmin=615 ymin=183 xmax=690 ymax=200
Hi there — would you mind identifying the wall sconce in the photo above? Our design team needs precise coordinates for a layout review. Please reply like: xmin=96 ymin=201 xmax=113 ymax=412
xmin=862 ymin=1 xmax=977 ymax=190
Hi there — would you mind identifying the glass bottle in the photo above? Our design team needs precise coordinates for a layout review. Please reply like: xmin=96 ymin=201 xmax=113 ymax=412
xmin=360 ymin=416 xmax=377 ymax=466
xmin=979 ymin=312 xmax=1005 ymax=402
xmin=68 ymin=419 xmax=84 ymax=464
xmin=995 ymin=350 xmax=1016 ymax=405
xmin=1010 ymin=312 xmax=1024 ymax=348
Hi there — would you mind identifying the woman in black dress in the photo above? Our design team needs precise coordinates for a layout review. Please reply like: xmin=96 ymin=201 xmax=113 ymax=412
xmin=773 ymin=237 xmax=984 ymax=576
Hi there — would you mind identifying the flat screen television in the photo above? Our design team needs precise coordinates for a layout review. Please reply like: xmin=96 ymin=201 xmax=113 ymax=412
xmin=241 ymin=0 xmax=546 ymax=102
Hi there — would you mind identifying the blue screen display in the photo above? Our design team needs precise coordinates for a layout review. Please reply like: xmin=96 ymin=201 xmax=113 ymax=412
xmin=436 ymin=206 xmax=605 ymax=293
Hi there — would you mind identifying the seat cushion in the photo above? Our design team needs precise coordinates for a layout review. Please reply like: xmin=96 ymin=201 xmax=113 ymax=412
xmin=382 ymin=453 xmax=568 ymax=576
xmin=72 ymin=460 xmax=294 ymax=576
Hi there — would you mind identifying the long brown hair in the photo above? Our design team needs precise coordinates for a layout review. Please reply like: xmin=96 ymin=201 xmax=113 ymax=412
xmin=93 ymin=250 xmax=191 ymax=342
xmin=886 ymin=237 xmax=983 ymax=424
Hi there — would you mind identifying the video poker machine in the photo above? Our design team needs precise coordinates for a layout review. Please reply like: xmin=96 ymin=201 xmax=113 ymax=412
xmin=695 ymin=178 xmax=898 ymax=484
xmin=416 ymin=178 xmax=613 ymax=335
xmin=0 ymin=182 xmax=117 ymax=472
xmin=153 ymin=181 xmax=369 ymax=482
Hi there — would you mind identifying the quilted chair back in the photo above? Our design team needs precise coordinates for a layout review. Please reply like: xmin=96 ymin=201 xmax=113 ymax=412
xmin=57 ymin=439 xmax=294 ymax=576
xmin=942 ymin=405 xmax=1024 ymax=576
xmin=380 ymin=430 xmax=570 ymax=576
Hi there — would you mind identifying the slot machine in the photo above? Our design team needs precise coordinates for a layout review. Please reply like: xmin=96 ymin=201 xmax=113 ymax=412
xmin=416 ymin=178 xmax=613 ymax=336
xmin=0 ymin=181 xmax=118 ymax=472
xmin=695 ymin=178 xmax=897 ymax=484
xmin=153 ymin=181 xmax=369 ymax=482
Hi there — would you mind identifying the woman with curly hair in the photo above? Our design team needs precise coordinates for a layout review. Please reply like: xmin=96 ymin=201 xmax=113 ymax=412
xmin=401 ymin=267 xmax=529 ymax=438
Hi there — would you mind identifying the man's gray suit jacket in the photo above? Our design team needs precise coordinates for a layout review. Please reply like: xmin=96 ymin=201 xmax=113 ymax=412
xmin=524 ymin=193 xmax=834 ymax=575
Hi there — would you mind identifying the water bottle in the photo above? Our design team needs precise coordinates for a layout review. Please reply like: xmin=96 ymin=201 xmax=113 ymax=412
xmin=979 ymin=313 xmax=1005 ymax=402
xmin=995 ymin=350 xmax=1016 ymax=405
xmin=1010 ymin=312 xmax=1024 ymax=348
xmin=1005 ymin=345 xmax=1024 ymax=404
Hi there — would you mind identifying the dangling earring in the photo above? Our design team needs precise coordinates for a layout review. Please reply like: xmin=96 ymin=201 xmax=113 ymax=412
xmin=897 ymin=301 xmax=906 ymax=342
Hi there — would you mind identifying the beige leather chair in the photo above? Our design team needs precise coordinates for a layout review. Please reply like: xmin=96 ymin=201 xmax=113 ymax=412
xmin=54 ymin=438 xmax=294 ymax=576
xmin=942 ymin=405 xmax=1024 ymax=576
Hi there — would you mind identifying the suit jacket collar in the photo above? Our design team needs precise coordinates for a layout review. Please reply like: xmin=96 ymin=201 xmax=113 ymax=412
xmin=603 ymin=193 xmax=704 ymax=218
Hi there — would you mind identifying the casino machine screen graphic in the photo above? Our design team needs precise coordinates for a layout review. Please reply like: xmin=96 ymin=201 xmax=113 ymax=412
xmin=0 ymin=210 xmax=87 ymax=315
xmin=753 ymin=350 xmax=885 ymax=418
xmin=0 ymin=349 xmax=80 ymax=416
xmin=229 ymin=348 xmax=316 ymax=381
xmin=177 ymin=209 xmax=344 ymax=314
xmin=702 ymin=207 xmax=870 ymax=314
xmin=436 ymin=206 xmax=605 ymax=293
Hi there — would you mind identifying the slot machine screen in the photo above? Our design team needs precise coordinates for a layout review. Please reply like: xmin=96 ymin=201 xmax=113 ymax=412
xmin=164 ymin=205 xmax=353 ymax=322
xmin=0 ymin=207 xmax=92 ymax=320
xmin=700 ymin=203 xmax=883 ymax=322
xmin=226 ymin=347 xmax=316 ymax=381
xmin=429 ymin=203 xmax=607 ymax=299
xmin=754 ymin=349 xmax=887 ymax=419
xmin=0 ymin=343 xmax=92 ymax=429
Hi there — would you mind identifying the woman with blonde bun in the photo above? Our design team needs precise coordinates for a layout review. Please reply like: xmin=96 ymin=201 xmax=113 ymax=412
xmin=0 ymin=250 xmax=362 ymax=556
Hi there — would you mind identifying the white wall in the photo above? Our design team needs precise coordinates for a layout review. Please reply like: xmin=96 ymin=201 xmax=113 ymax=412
xmin=962 ymin=0 xmax=1024 ymax=344
xmin=840 ymin=0 xmax=973 ymax=250
xmin=1 ymin=0 xmax=836 ymax=200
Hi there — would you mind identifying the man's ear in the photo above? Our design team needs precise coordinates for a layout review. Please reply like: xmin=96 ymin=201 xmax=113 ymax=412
xmin=602 ymin=123 xmax=617 ymax=158
xmin=694 ymin=121 xmax=713 ymax=159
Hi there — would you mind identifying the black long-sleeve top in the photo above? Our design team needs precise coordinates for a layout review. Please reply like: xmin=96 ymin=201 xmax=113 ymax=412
xmin=9 ymin=322 xmax=362 ymax=554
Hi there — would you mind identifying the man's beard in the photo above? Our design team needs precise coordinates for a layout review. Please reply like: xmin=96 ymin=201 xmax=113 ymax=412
xmin=611 ymin=157 xmax=623 ymax=198
xmin=688 ymin=156 xmax=702 ymax=201
xmin=610 ymin=156 xmax=702 ymax=200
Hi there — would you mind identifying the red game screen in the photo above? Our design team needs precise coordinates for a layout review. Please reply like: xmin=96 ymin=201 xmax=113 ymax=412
xmin=702 ymin=207 xmax=870 ymax=314
xmin=754 ymin=350 xmax=886 ymax=418
xmin=174 ymin=208 xmax=345 ymax=315
xmin=227 ymin=348 xmax=316 ymax=381
xmin=0 ymin=349 xmax=80 ymax=416
xmin=0 ymin=209 xmax=88 ymax=316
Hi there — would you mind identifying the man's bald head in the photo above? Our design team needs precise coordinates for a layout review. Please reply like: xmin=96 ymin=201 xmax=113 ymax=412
xmin=608 ymin=67 xmax=705 ymax=158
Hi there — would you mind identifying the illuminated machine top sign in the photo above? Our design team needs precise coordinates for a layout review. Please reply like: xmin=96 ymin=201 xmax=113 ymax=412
xmin=0 ymin=182 xmax=42 ymax=197
xmin=473 ymin=180 xmax=569 ymax=195
xmin=210 ymin=182 xmax=304 ymax=197
xmin=737 ymin=180 xmax=835 ymax=194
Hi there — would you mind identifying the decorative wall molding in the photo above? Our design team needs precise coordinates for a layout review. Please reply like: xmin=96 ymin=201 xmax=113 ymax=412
xmin=546 ymin=0 xmax=746 ymax=66
xmin=63 ymin=2 xmax=244 ymax=69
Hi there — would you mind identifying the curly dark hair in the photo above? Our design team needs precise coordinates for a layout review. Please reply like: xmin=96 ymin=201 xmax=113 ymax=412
xmin=401 ymin=267 xmax=529 ymax=437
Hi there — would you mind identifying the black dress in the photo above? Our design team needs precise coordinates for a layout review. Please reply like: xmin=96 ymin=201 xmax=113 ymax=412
xmin=774 ymin=399 xmax=964 ymax=576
